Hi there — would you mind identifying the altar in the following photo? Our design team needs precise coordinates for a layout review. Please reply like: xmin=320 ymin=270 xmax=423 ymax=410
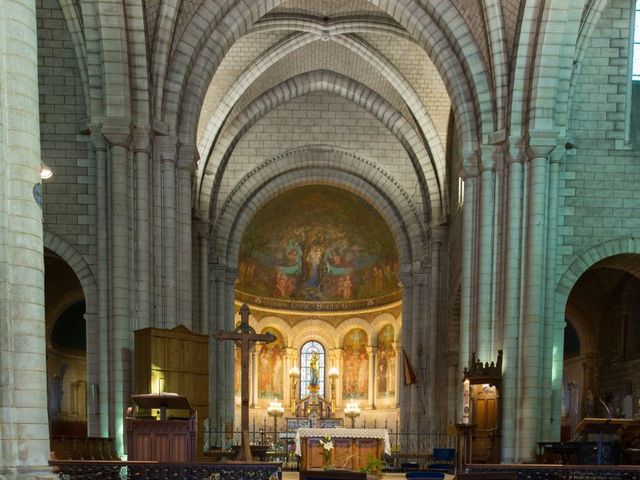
xmin=295 ymin=428 xmax=391 ymax=470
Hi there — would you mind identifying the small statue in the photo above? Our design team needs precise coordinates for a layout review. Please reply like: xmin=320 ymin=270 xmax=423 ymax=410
xmin=310 ymin=352 xmax=320 ymax=387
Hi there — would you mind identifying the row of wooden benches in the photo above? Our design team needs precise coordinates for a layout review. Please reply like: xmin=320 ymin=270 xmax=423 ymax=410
xmin=50 ymin=436 xmax=120 ymax=461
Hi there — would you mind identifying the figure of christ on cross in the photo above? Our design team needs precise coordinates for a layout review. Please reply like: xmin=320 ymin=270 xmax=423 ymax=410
xmin=213 ymin=303 xmax=276 ymax=461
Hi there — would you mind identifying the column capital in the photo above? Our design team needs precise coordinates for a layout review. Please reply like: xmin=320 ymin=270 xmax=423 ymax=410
xmin=526 ymin=130 xmax=559 ymax=159
xmin=133 ymin=127 xmax=152 ymax=153
xmin=154 ymin=135 xmax=179 ymax=163
xmin=478 ymin=143 xmax=504 ymax=172
xmin=178 ymin=143 xmax=200 ymax=172
xmin=101 ymin=117 xmax=133 ymax=147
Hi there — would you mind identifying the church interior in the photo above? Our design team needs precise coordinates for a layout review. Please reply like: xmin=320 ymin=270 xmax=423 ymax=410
xmin=2 ymin=0 xmax=640 ymax=478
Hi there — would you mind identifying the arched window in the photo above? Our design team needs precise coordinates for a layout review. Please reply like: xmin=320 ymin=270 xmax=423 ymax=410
xmin=300 ymin=341 xmax=325 ymax=397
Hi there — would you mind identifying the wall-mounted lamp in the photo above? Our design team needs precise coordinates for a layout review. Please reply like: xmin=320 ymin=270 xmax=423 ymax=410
xmin=40 ymin=163 xmax=53 ymax=180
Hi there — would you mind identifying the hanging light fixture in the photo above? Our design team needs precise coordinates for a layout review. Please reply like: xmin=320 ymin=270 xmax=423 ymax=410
xmin=40 ymin=163 xmax=53 ymax=179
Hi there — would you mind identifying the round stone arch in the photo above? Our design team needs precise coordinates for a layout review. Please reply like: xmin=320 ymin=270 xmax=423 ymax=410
xmin=165 ymin=0 xmax=491 ymax=155
xmin=252 ymin=315 xmax=293 ymax=347
xmin=370 ymin=313 xmax=402 ymax=345
xmin=199 ymin=71 xmax=436 ymax=221
xmin=336 ymin=318 xmax=375 ymax=345
xmin=291 ymin=321 xmax=339 ymax=352
xmin=43 ymin=231 xmax=101 ymax=435
xmin=210 ymin=150 xmax=426 ymax=271
xmin=552 ymin=238 xmax=640 ymax=408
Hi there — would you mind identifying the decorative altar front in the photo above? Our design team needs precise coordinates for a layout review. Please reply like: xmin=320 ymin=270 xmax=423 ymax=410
xmin=295 ymin=428 xmax=391 ymax=470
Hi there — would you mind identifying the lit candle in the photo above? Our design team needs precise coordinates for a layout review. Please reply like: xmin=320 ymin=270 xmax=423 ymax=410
xmin=462 ymin=379 xmax=470 ymax=424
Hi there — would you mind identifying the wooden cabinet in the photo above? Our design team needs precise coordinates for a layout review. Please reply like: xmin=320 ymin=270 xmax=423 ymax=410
xmin=134 ymin=325 xmax=208 ymax=457
xmin=126 ymin=416 xmax=196 ymax=462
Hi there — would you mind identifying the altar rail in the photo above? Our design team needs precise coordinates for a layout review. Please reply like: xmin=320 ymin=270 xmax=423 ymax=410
xmin=205 ymin=417 xmax=454 ymax=470
xmin=466 ymin=463 xmax=640 ymax=480
xmin=49 ymin=460 xmax=282 ymax=480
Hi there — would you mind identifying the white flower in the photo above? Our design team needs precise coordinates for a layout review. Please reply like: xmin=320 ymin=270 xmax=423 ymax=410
xmin=323 ymin=441 xmax=333 ymax=451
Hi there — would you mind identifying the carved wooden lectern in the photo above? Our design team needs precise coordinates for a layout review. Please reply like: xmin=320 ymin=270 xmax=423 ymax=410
xmin=126 ymin=394 xmax=196 ymax=462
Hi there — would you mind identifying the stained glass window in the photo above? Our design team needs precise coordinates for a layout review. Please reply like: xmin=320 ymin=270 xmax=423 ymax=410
xmin=300 ymin=341 xmax=325 ymax=397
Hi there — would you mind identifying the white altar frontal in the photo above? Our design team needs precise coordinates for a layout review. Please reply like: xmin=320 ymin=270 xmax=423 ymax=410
xmin=295 ymin=428 xmax=391 ymax=470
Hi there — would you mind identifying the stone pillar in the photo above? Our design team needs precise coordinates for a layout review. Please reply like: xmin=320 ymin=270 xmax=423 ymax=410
xmin=154 ymin=136 xmax=178 ymax=328
xmin=477 ymin=146 xmax=501 ymax=359
xmin=91 ymin=131 xmax=110 ymax=438
xmin=519 ymin=140 xmax=555 ymax=460
xmin=428 ymin=228 xmax=446 ymax=426
xmin=542 ymin=147 xmax=564 ymax=441
xmin=393 ymin=342 xmax=402 ymax=409
xmin=209 ymin=265 xmax=226 ymax=432
xmin=500 ymin=145 xmax=525 ymax=463
xmin=459 ymin=170 xmax=478 ymax=383
xmin=222 ymin=269 xmax=237 ymax=425
xmin=399 ymin=273 xmax=413 ymax=432
xmin=102 ymin=122 xmax=133 ymax=456
xmin=0 ymin=1 xmax=56 ymax=474
xmin=177 ymin=144 xmax=197 ymax=330
xmin=133 ymin=130 xmax=152 ymax=331
xmin=194 ymin=220 xmax=210 ymax=335
xmin=410 ymin=272 xmax=426 ymax=430
xmin=367 ymin=346 xmax=377 ymax=410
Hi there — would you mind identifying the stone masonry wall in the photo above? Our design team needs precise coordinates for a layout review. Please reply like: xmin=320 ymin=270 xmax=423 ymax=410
xmin=37 ymin=0 xmax=95 ymax=266
xmin=218 ymin=91 xmax=422 ymax=215
xmin=559 ymin=0 xmax=638 ymax=275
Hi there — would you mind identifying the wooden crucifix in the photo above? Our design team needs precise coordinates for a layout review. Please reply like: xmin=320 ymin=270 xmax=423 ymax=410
xmin=213 ymin=303 xmax=275 ymax=461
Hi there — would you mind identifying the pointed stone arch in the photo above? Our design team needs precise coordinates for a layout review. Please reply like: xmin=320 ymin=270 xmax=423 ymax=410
xmin=199 ymin=70 xmax=437 ymax=222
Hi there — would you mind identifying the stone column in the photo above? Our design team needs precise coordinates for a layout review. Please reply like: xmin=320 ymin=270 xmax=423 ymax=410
xmin=428 ymin=228 xmax=446 ymax=425
xmin=500 ymin=145 xmax=525 ymax=463
xmin=222 ymin=269 xmax=237 ymax=425
xmin=519 ymin=139 xmax=555 ymax=460
xmin=399 ymin=274 xmax=413 ymax=431
xmin=410 ymin=272 xmax=426 ymax=430
xmin=194 ymin=219 xmax=210 ymax=335
xmin=133 ymin=129 xmax=152 ymax=331
xmin=477 ymin=146 xmax=501 ymax=359
xmin=0 ymin=0 xmax=56 ymax=474
xmin=393 ymin=342 xmax=402 ymax=409
xmin=367 ymin=346 xmax=377 ymax=409
xmin=90 ymin=131 xmax=110 ymax=438
xmin=459 ymin=170 xmax=478 ymax=385
xmin=542 ymin=147 xmax=564 ymax=441
xmin=209 ymin=265 xmax=226 ymax=432
xmin=102 ymin=122 xmax=132 ymax=456
xmin=177 ymin=144 xmax=197 ymax=330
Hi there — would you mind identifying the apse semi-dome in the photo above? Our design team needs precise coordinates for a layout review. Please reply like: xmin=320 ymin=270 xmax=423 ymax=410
xmin=237 ymin=186 xmax=401 ymax=311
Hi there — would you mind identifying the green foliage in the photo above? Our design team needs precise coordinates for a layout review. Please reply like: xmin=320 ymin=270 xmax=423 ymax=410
xmin=359 ymin=453 xmax=384 ymax=478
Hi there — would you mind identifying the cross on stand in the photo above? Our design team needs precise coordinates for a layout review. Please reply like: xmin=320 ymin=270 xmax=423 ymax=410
xmin=213 ymin=303 xmax=275 ymax=461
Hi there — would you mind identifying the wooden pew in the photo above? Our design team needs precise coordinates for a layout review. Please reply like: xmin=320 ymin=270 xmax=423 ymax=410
xmin=50 ymin=436 xmax=119 ymax=461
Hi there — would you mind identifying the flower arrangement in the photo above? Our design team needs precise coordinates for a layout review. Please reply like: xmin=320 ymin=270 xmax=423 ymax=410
xmin=319 ymin=434 xmax=334 ymax=469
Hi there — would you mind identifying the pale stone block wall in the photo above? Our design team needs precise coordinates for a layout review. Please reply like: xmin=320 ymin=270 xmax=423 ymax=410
xmin=36 ymin=0 xmax=95 ymax=266
xmin=218 ymin=91 xmax=421 ymax=213
xmin=560 ymin=0 xmax=638 ymax=271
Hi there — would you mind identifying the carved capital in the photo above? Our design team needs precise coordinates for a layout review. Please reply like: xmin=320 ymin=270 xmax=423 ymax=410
xmin=101 ymin=118 xmax=133 ymax=148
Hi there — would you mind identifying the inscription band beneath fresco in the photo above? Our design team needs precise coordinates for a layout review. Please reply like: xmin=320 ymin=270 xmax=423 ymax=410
xmin=235 ymin=289 xmax=402 ymax=312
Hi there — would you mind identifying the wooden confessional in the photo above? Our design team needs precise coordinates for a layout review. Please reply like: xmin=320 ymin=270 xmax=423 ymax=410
xmin=464 ymin=350 xmax=502 ymax=463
